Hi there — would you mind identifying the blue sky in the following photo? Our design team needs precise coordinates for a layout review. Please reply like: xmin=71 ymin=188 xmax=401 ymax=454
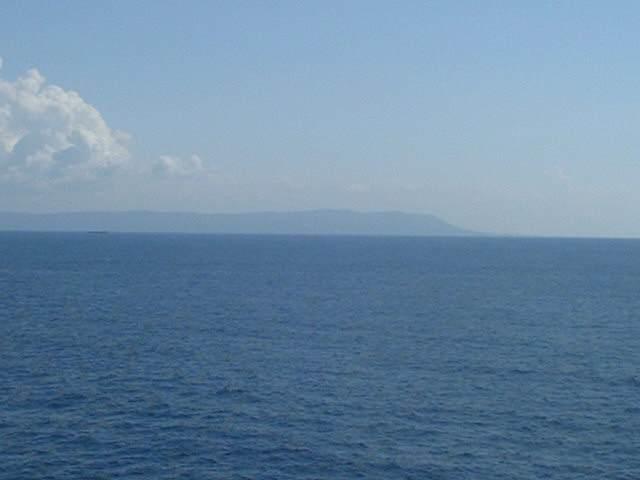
xmin=1 ymin=1 xmax=640 ymax=236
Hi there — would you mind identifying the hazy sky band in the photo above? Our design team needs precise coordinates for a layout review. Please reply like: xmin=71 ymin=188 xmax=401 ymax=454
xmin=1 ymin=1 xmax=639 ymax=237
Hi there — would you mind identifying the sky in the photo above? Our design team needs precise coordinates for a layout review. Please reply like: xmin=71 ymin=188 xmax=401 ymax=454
xmin=1 ymin=1 xmax=640 ymax=237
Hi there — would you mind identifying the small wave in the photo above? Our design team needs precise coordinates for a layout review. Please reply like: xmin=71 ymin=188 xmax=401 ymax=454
xmin=627 ymin=375 xmax=640 ymax=386
xmin=47 ymin=392 xmax=88 ymax=409
xmin=605 ymin=375 xmax=640 ymax=387
xmin=215 ymin=386 xmax=247 ymax=396
xmin=508 ymin=368 xmax=535 ymax=375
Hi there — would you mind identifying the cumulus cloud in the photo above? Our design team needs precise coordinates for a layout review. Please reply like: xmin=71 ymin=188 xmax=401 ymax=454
xmin=153 ymin=154 xmax=206 ymax=177
xmin=0 ymin=60 xmax=130 ymax=185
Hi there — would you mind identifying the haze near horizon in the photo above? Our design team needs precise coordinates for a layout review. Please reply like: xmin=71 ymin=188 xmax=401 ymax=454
xmin=1 ymin=2 xmax=639 ymax=237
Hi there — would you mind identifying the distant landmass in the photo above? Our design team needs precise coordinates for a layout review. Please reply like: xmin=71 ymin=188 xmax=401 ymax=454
xmin=0 ymin=210 xmax=479 ymax=236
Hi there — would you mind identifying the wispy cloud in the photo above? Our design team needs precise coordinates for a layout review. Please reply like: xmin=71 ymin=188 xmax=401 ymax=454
xmin=346 ymin=183 xmax=370 ymax=193
xmin=152 ymin=154 xmax=208 ymax=177
xmin=544 ymin=165 xmax=572 ymax=191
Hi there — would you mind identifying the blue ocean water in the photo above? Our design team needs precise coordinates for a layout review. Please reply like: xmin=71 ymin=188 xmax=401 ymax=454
xmin=1 ymin=232 xmax=639 ymax=479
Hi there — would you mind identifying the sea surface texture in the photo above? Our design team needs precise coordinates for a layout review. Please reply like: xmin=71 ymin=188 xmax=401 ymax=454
xmin=1 ymin=233 xmax=639 ymax=479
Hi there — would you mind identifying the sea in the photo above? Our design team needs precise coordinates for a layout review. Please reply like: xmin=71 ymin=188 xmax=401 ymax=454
xmin=1 ymin=232 xmax=639 ymax=479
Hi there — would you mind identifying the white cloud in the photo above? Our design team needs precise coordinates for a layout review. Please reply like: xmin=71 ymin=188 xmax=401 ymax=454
xmin=153 ymin=154 xmax=206 ymax=177
xmin=0 ymin=60 xmax=130 ymax=185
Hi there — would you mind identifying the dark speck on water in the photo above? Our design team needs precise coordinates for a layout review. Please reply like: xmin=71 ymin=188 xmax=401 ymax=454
xmin=1 ymin=232 xmax=639 ymax=479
